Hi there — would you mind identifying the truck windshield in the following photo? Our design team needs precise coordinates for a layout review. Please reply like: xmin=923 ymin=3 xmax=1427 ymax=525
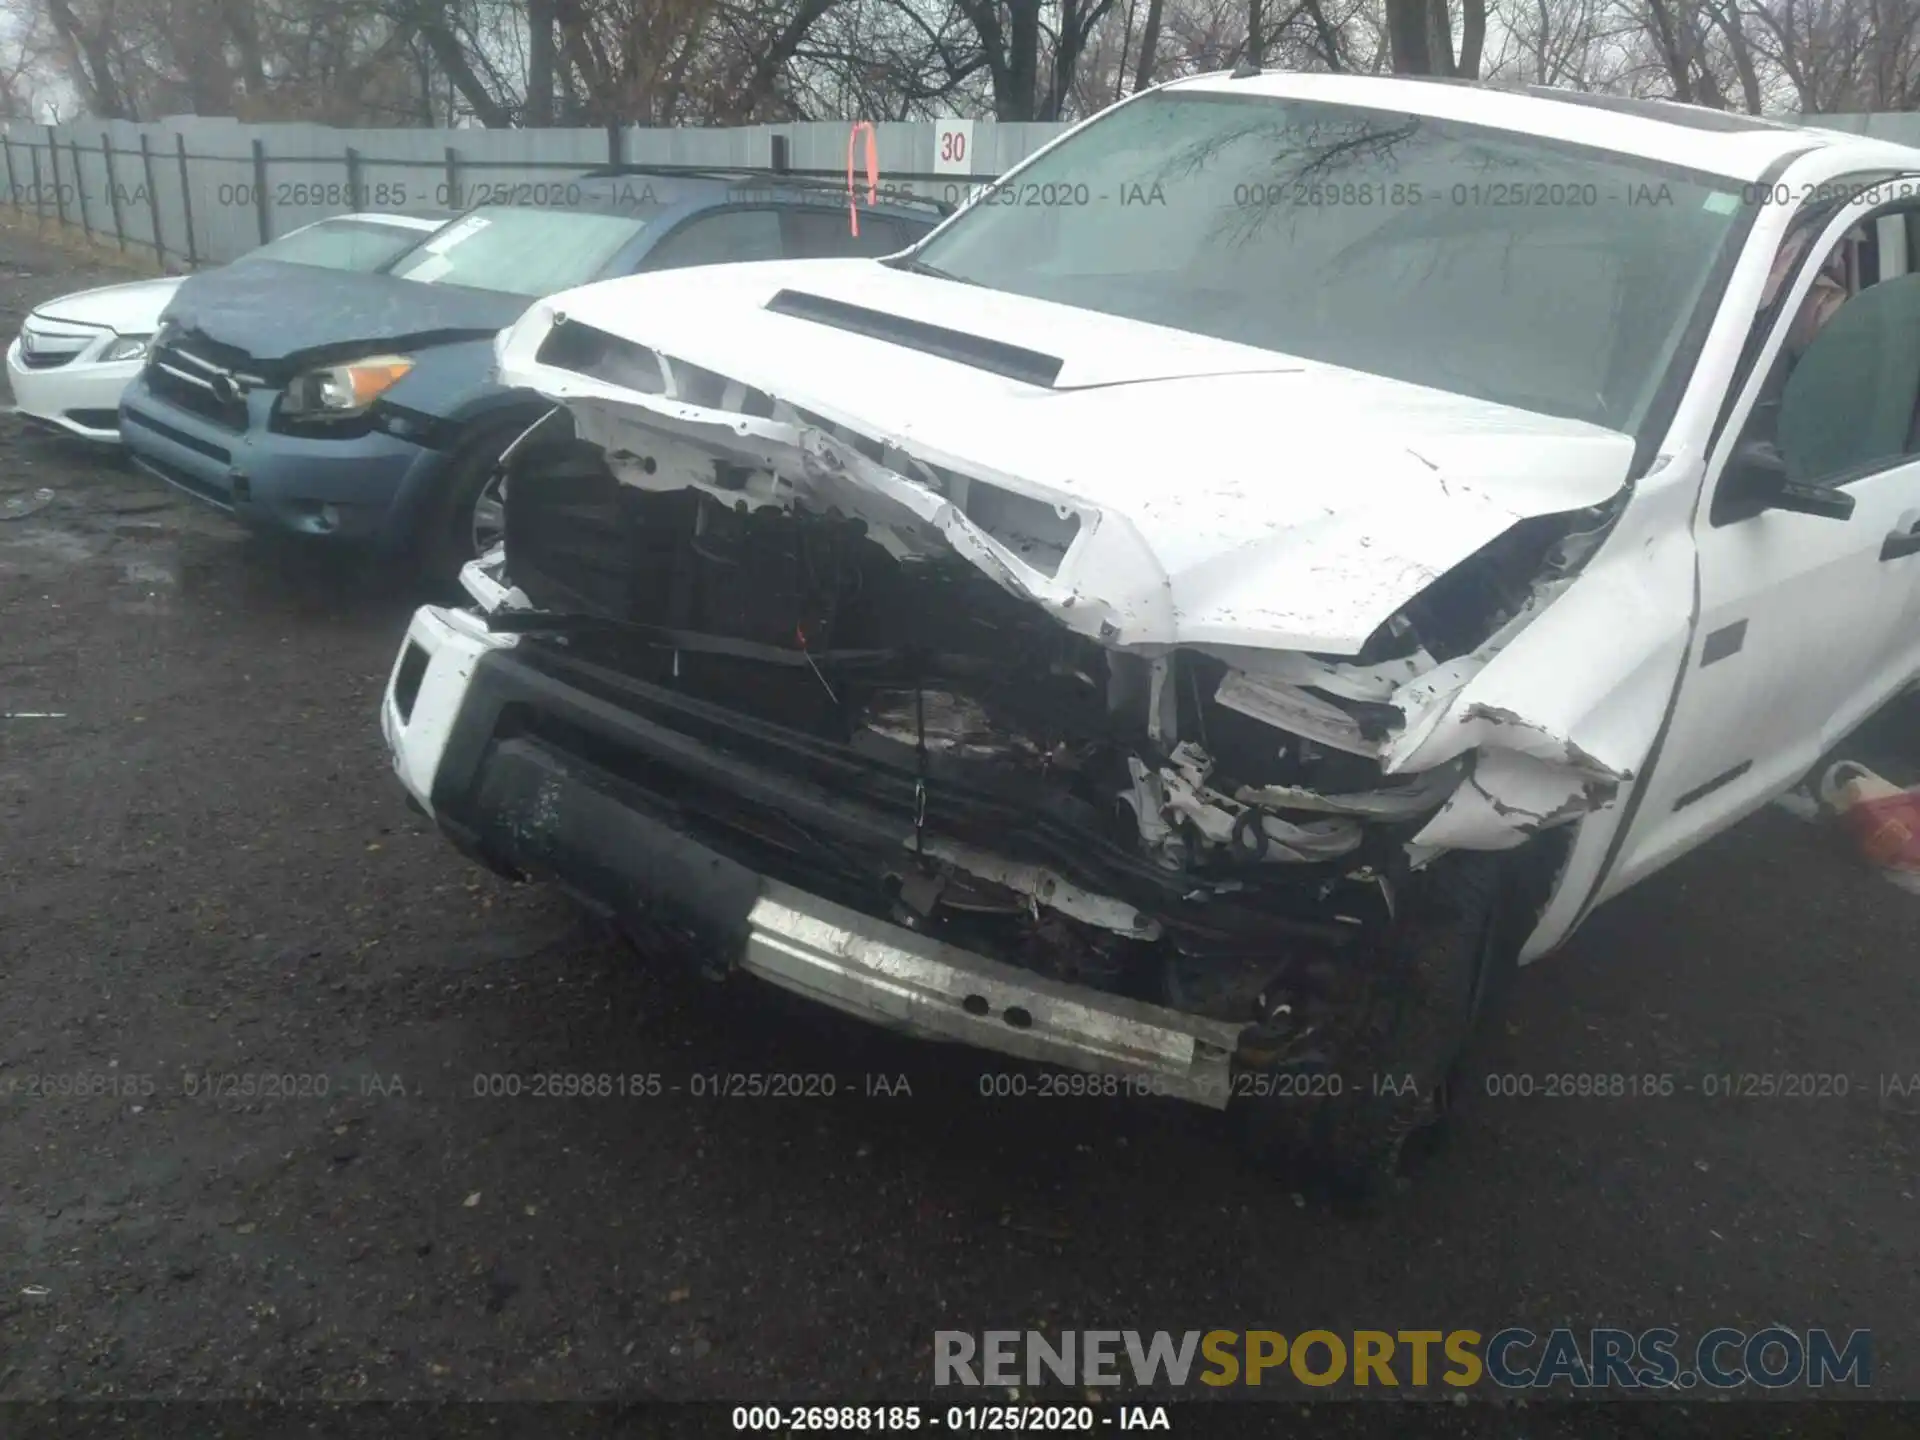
xmin=388 ymin=207 xmax=647 ymax=297
xmin=912 ymin=90 xmax=1750 ymax=431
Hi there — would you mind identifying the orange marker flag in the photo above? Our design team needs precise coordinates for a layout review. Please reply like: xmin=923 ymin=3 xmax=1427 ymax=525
xmin=847 ymin=121 xmax=878 ymax=236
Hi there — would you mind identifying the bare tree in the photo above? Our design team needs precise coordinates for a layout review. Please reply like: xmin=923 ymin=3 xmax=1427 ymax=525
xmin=6 ymin=0 xmax=1920 ymax=130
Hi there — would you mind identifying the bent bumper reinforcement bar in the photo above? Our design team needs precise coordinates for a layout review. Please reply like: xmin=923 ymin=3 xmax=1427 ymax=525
xmin=741 ymin=881 xmax=1242 ymax=1108
xmin=426 ymin=650 xmax=1246 ymax=1108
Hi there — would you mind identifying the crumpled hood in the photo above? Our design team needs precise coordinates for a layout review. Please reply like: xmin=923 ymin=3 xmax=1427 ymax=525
xmin=162 ymin=261 xmax=530 ymax=366
xmin=498 ymin=257 xmax=1638 ymax=655
xmin=37 ymin=276 xmax=182 ymax=332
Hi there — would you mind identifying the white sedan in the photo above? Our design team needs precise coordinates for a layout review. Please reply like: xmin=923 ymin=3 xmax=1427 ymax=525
xmin=6 ymin=212 xmax=447 ymax=443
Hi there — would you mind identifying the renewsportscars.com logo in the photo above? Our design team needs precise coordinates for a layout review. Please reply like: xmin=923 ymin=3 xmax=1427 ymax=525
xmin=933 ymin=1328 xmax=1872 ymax=1391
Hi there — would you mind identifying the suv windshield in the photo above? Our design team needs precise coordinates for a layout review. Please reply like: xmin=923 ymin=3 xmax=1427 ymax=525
xmin=387 ymin=206 xmax=648 ymax=296
xmin=250 ymin=218 xmax=428 ymax=272
xmin=913 ymin=90 xmax=1751 ymax=431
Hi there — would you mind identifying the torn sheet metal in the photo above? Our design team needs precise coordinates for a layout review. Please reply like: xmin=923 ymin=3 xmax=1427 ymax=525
xmin=484 ymin=268 xmax=1663 ymax=878
xmin=1378 ymin=578 xmax=1580 ymax=759
xmin=1235 ymin=765 xmax=1461 ymax=818
xmin=1379 ymin=560 xmax=1677 ymax=786
xmin=1212 ymin=671 xmax=1387 ymax=758
xmin=1205 ymin=645 xmax=1435 ymax=700
xmin=460 ymin=550 xmax=532 ymax=612
xmin=1185 ymin=569 xmax=1624 ymax=848
xmin=1122 ymin=743 xmax=1365 ymax=864
xmin=495 ymin=265 xmax=1637 ymax=657
xmin=912 ymin=837 xmax=1163 ymax=938
xmin=1411 ymin=750 xmax=1612 ymax=851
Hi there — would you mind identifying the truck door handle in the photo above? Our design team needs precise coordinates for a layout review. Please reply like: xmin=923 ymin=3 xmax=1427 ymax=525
xmin=1882 ymin=515 xmax=1920 ymax=562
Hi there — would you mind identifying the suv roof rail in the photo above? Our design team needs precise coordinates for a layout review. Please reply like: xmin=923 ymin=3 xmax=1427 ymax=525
xmin=577 ymin=163 xmax=958 ymax=216
xmin=728 ymin=171 xmax=959 ymax=216
xmin=578 ymin=163 xmax=766 ymax=183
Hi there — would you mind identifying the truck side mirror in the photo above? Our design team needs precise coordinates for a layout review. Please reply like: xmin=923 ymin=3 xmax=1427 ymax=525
xmin=1719 ymin=437 xmax=1856 ymax=522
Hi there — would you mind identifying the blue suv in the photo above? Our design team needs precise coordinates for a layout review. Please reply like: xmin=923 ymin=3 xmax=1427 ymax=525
xmin=120 ymin=169 xmax=948 ymax=580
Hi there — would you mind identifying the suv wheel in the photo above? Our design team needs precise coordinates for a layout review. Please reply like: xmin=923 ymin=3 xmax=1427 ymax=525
xmin=418 ymin=419 xmax=532 ymax=591
xmin=470 ymin=466 xmax=507 ymax=557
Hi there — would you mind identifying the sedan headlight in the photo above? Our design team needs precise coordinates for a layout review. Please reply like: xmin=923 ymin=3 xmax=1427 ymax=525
xmin=101 ymin=333 xmax=151 ymax=363
xmin=281 ymin=354 xmax=415 ymax=419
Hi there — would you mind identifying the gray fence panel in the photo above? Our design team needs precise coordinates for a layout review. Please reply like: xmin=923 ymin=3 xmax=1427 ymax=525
xmin=101 ymin=119 xmax=155 ymax=255
xmin=615 ymin=125 xmax=736 ymax=169
xmin=0 ymin=116 xmax=1075 ymax=267
xmin=169 ymin=122 xmax=270 ymax=263
xmin=461 ymin=127 xmax=610 ymax=166
xmin=443 ymin=128 xmax=618 ymax=209
xmin=192 ymin=152 xmax=260 ymax=263
xmin=151 ymin=135 xmax=195 ymax=267
xmin=1860 ymin=114 xmax=1920 ymax=146
xmin=1777 ymin=113 xmax=1920 ymax=147
xmin=68 ymin=134 xmax=109 ymax=241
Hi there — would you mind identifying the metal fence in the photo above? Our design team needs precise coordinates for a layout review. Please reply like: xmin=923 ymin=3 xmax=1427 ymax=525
xmin=1799 ymin=113 xmax=1920 ymax=144
xmin=0 ymin=116 xmax=1071 ymax=270
xmin=7 ymin=107 xmax=1920 ymax=272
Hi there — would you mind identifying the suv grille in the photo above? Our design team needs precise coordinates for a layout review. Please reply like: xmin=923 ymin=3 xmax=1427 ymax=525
xmin=146 ymin=341 xmax=258 ymax=430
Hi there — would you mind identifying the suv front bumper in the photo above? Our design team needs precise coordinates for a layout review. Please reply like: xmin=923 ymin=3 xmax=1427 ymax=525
xmin=381 ymin=603 xmax=1245 ymax=1107
xmin=119 ymin=374 xmax=446 ymax=545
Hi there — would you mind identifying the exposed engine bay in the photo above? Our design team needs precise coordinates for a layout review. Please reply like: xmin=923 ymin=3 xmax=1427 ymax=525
xmin=479 ymin=348 xmax=1628 ymax=1025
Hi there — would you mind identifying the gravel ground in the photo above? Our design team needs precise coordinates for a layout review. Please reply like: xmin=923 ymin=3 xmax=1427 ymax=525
xmin=2 ymin=215 xmax=1919 ymax=1418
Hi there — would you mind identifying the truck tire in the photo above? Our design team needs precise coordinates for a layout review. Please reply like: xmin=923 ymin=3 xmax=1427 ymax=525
xmin=1233 ymin=841 xmax=1558 ymax=1207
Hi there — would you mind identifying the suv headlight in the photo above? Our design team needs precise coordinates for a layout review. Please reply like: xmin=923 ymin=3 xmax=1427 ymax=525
xmin=101 ymin=333 xmax=152 ymax=363
xmin=281 ymin=354 xmax=415 ymax=419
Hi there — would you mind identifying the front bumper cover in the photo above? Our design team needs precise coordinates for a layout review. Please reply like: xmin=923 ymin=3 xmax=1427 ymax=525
xmin=7 ymin=339 xmax=140 ymax=442
xmin=382 ymin=605 xmax=1245 ymax=1106
xmin=119 ymin=374 xmax=448 ymax=545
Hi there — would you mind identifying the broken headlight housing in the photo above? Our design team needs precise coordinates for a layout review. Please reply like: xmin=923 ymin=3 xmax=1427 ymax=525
xmin=281 ymin=354 xmax=414 ymax=420
xmin=100 ymin=333 xmax=152 ymax=363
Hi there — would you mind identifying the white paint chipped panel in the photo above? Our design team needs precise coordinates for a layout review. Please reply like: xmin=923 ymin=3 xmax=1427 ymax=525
xmin=498 ymin=261 xmax=1637 ymax=655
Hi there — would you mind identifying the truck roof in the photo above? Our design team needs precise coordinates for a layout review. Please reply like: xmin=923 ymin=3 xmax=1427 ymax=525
xmin=1166 ymin=70 xmax=1920 ymax=182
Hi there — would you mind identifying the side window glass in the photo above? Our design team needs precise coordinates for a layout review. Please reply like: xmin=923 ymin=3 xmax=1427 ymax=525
xmin=642 ymin=209 xmax=784 ymax=271
xmin=785 ymin=209 xmax=914 ymax=259
xmin=1743 ymin=215 xmax=1920 ymax=487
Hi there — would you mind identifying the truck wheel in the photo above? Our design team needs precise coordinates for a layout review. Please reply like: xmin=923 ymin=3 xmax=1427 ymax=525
xmin=1233 ymin=843 xmax=1555 ymax=1207
xmin=417 ymin=419 xmax=531 ymax=592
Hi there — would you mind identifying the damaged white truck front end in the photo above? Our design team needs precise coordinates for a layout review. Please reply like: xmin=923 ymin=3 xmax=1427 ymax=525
xmin=383 ymin=72 xmax=1920 ymax=1192
xmin=379 ymin=255 xmax=1687 ymax=1193
xmin=489 ymin=257 xmax=1654 ymax=914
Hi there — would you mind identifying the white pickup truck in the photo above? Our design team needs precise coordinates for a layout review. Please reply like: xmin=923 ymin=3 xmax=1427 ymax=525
xmin=379 ymin=72 xmax=1920 ymax=1195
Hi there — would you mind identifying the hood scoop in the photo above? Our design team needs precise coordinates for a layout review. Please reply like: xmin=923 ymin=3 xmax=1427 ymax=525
xmin=761 ymin=284 xmax=1307 ymax=392
xmin=764 ymin=290 xmax=1065 ymax=387
xmin=499 ymin=261 xmax=1639 ymax=653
